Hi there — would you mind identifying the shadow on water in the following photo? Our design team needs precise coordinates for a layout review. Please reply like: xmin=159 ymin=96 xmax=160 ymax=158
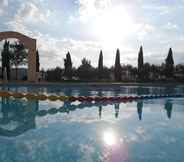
xmin=0 ymin=96 xmax=174 ymax=137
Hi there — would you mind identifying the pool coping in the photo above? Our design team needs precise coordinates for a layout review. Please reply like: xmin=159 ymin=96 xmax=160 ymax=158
xmin=0 ymin=81 xmax=183 ymax=87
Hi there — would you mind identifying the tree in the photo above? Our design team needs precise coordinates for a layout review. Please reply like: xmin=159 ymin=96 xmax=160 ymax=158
xmin=114 ymin=48 xmax=121 ymax=81
xmin=121 ymin=64 xmax=137 ymax=81
xmin=175 ymin=64 xmax=184 ymax=81
xmin=101 ymin=66 xmax=111 ymax=80
xmin=77 ymin=58 xmax=95 ymax=80
xmin=36 ymin=50 xmax=40 ymax=72
xmin=46 ymin=67 xmax=63 ymax=81
xmin=64 ymin=52 xmax=72 ymax=79
xmin=143 ymin=62 xmax=151 ymax=81
xmin=150 ymin=64 xmax=160 ymax=80
xmin=10 ymin=41 xmax=27 ymax=80
xmin=138 ymin=46 xmax=144 ymax=80
xmin=1 ymin=40 xmax=11 ymax=80
xmin=98 ymin=50 xmax=103 ymax=79
xmin=165 ymin=48 xmax=174 ymax=78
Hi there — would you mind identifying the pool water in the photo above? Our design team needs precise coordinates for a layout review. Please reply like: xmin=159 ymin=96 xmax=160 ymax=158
xmin=0 ymin=85 xmax=184 ymax=162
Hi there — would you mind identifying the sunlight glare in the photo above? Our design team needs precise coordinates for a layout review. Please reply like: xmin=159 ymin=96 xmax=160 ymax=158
xmin=103 ymin=130 xmax=117 ymax=146
xmin=94 ymin=6 xmax=133 ymax=48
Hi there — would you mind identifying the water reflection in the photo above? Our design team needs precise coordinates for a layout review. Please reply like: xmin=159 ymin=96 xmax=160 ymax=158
xmin=103 ymin=130 xmax=117 ymax=146
xmin=0 ymin=97 xmax=176 ymax=137
xmin=99 ymin=106 xmax=102 ymax=119
xmin=101 ymin=129 xmax=128 ymax=162
xmin=0 ymin=97 xmax=38 ymax=137
xmin=164 ymin=100 xmax=173 ymax=119
xmin=114 ymin=103 xmax=120 ymax=119
xmin=1 ymin=84 xmax=182 ymax=97
xmin=137 ymin=101 xmax=143 ymax=120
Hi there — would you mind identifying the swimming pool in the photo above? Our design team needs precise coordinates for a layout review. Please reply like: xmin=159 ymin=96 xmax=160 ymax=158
xmin=0 ymin=84 xmax=184 ymax=162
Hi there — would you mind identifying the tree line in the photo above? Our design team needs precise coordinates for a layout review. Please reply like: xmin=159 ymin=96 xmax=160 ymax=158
xmin=44 ymin=46 xmax=184 ymax=82
xmin=1 ymin=39 xmax=184 ymax=82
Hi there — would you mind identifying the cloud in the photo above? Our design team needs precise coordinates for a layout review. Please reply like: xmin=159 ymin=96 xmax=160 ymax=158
xmin=136 ymin=126 xmax=145 ymax=135
xmin=5 ymin=0 xmax=52 ymax=35
xmin=163 ymin=22 xmax=178 ymax=30
xmin=15 ymin=2 xmax=50 ymax=24
xmin=1 ymin=0 xmax=8 ymax=6
xmin=75 ymin=0 xmax=112 ymax=23
xmin=142 ymin=1 xmax=184 ymax=15
xmin=4 ymin=17 xmax=166 ymax=69
xmin=5 ymin=17 xmax=103 ymax=69
xmin=137 ymin=24 xmax=155 ymax=41
xmin=2 ymin=0 xmax=184 ymax=69
xmin=5 ymin=1 xmax=60 ymax=69
xmin=0 ymin=0 xmax=8 ymax=15
xmin=142 ymin=5 xmax=171 ymax=15
xmin=5 ymin=0 xmax=51 ymax=32
xmin=68 ymin=0 xmax=184 ymax=67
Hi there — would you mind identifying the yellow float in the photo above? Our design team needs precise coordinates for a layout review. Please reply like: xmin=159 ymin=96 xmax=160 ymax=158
xmin=36 ymin=94 xmax=48 ymax=101
xmin=11 ymin=92 xmax=25 ymax=98
xmin=0 ymin=90 xmax=183 ymax=102
xmin=47 ymin=95 xmax=59 ymax=101
xmin=24 ymin=93 xmax=37 ymax=100
xmin=0 ymin=91 xmax=11 ymax=97
xmin=59 ymin=96 xmax=69 ymax=101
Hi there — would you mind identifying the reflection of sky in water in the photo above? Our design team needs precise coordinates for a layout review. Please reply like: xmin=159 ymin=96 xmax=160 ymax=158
xmin=0 ymin=85 xmax=184 ymax=162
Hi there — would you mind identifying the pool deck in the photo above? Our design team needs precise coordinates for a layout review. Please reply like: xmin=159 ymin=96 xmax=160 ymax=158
xmin=0 ymin=81 xmax=183 ymax=87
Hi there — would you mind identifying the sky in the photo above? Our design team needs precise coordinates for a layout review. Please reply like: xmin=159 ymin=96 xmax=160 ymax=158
xmin=0 ymin=0 xmax=184 ymax=69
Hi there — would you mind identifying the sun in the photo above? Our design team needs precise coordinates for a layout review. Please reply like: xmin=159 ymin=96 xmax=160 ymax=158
xmin=93 ymin=6 xmax=133 ymax=48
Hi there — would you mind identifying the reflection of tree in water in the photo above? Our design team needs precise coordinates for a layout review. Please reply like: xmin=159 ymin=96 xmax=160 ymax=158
xmin=137 ymin=101 xmax=143 ymax=120
xmin=63 ymin=100 xmax=72 ymax=114
xmin=0 ymin=96 xmax=174 ymax=137
xmin=137 ymin=87 xmax=143 ymax=96
xmin=114 ymin=103 xmax=119 ymax=118
xmin=98 ymin=91 xmax=103 ymax=119
xmin=164 ymin=100 xmax=173 ymax=119
xmin=0 ymin=97 xmax=39 ymax=137
xmin=99 ymin=105 xmax=102 ymax=119
xmin=97 ymin=103 xmax=120 ymax=119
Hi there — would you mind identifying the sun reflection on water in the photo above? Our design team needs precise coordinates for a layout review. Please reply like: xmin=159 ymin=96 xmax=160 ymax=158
xmin=101 ymin=129 xmax=128 ymax=162
xmin=103 ymin=130 xmax=117 ymax=146
xmin=102 ymin=129 xmax=124 ymax=147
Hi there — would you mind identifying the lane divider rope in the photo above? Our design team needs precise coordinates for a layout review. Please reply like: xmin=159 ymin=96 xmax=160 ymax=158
xmin=0 ymin=90 xmax=183 ymax=102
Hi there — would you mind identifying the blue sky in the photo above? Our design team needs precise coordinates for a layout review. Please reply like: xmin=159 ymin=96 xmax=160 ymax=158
xmin=0 ymin=0 xmax=184 ymax=69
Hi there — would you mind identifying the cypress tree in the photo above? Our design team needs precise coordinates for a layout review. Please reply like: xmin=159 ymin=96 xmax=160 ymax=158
xmin=36 ymin=50 xmax=40 ymax=72
xmin=98 ymin=50 xmax=103 ymax=79
xmin=114 ymin=48 xmax=121 ymax=81
xmin=1 ymin=40 xmax=10 ymax=80
xmin=64 ymin=51 xmax=72 ymax=79
xmin=1 ymin=41 xmax=6 ymax=77
xmin=138 ymin=46 xmax=144 ymax=80
xmin=165 ymin=48 xmax=174 ymax=78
